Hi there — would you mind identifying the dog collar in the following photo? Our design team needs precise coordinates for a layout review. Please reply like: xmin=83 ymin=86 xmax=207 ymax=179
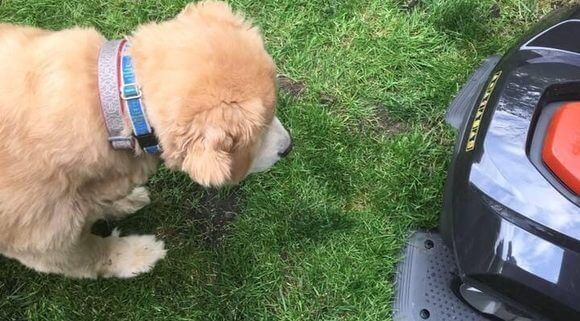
xmin=97 ymin=39 xmax=161 ymax=154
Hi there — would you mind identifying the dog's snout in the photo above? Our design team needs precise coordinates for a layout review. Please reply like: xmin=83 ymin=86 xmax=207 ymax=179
xmin=278 ymin=139 xmax=293 ymax=158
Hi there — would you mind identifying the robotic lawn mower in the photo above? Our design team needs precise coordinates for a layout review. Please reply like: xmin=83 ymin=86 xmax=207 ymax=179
xmin=394 ymin=7 xmax=580 ymax=321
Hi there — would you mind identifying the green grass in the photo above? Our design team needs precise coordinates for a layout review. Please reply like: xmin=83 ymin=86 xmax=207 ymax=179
xmin=0 ymin=0 xmax=554 ymax=320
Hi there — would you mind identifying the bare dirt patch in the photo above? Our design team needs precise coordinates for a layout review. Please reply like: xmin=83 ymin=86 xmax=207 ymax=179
xmin=365 ymin=103 xmax=408 ymax=136
xmin=189 ymin=187 xmax=242 ymax=247
xmin=277 ymin=75 xmax=307 ymax=97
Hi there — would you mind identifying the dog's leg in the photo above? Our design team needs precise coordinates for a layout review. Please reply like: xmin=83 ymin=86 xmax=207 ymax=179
xmin=106 ymin=186 xmax=151 ymax=219
xmin=7 ymin=229 xmax=166 ymax=278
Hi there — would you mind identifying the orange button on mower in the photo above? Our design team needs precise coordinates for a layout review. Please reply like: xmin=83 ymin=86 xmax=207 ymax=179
xmin=542 ymin=102 xmax=580 ymax=195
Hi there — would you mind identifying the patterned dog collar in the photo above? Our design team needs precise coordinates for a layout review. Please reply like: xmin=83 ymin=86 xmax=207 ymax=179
xmin=97 ymin=39 xmax=161 ymax=154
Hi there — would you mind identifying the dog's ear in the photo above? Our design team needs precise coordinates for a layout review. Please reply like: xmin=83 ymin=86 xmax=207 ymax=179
xmin=179 ymin=1 xmax=234 ymax=19
xmin=178 ymin=1 xmax=247 ymax=27
xmin=182 ymin=126 xmax=234 ymax=187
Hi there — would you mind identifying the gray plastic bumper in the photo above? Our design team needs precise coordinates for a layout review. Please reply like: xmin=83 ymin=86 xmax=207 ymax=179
xmin=445 ymin=55 xmax=502 ymax=129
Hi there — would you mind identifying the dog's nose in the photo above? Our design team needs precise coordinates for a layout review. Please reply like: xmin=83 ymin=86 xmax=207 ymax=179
xmin=278 ymin=139 xmax=293 ymax=158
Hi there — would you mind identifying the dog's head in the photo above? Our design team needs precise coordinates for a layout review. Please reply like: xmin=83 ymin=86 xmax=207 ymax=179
xmin=132 ymin=1 xmax=291 ymax=187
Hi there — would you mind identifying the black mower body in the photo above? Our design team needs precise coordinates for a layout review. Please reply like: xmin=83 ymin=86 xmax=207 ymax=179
xmin=441 ymin=7 xmax=580 ymax=321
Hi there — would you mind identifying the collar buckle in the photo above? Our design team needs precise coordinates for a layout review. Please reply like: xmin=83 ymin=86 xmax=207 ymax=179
xmin=134 ymin=131 xmax=158 ymax=149
xmin=121 ymin=83 xmax=142 ymax=100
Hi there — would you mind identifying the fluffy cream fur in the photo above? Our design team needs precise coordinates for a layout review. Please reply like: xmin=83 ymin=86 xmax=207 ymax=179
xmin=0 ymin=1 xmax=286 ymax=278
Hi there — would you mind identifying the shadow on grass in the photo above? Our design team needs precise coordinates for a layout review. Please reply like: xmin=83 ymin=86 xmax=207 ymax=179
xmin=285 ymin=204 xmax=357 ymax=245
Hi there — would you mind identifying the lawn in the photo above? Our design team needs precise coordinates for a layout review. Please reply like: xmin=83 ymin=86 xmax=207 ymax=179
xmin=0 ymin=0 xmax=556 ymax=320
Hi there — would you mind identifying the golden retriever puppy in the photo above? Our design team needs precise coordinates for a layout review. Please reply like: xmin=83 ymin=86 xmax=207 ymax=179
xmin=0 ymin=1 xmax=291 ymax=278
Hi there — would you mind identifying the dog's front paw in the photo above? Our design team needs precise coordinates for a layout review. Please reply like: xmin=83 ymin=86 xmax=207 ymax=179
xmin=110 ymin=186 xmax=151 ymax=217
xmin=126 ymin=186 xmax=151 ymax=209
xmin=102 ymin=229 xmax=166 ymax=278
